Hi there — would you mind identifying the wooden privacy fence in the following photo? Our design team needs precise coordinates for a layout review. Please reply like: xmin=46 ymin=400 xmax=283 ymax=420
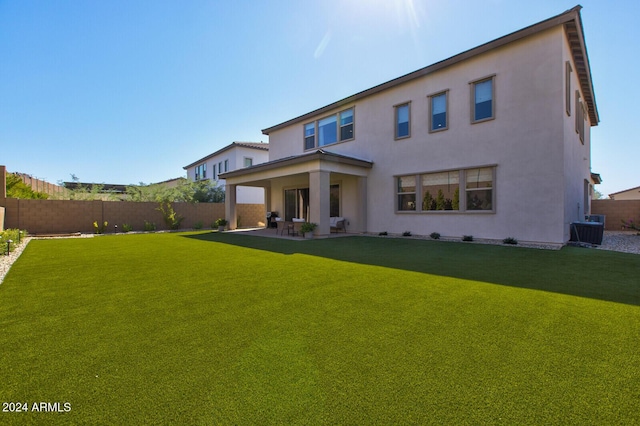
xmin=591 ymin=199 xmax=640 ymax=230
xmin=1 ymin=198 xmax=265 ymax=234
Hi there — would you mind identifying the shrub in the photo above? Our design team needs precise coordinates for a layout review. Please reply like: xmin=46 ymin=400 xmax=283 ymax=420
xmin=93 ymin=221 xmax=108 ymax=234
xmin=144 ymin=221 xmax=157 ymax=232
xmin=462 ymin=235 xmax=474 ymax=242
xmin=403 ymin=231 xmax=412 ymax=237
xmin=430 ymin=232 xmax=441 ymax=240
xmin=503 ymin=237 xmax=518 ymax=245
xmin=193 ymin=221 xmax=203 ymax=230
xmin=621 ymin=218 xmax=640 ymax=235
xmin=300 ymin=222 xmax=317 ymax=235
xmin=0 ymin=229 xmax=28 ymax=252
xmin=378 ymin=231 xmax=388 ymax=236
xmin=157 ymin=202 xmax=184 ymax=230
xmin=122 ymin=224 xmax=133 ymax=233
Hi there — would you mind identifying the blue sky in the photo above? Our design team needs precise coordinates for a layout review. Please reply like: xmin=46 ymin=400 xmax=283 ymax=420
xmin=1 ymin=0 xmax=638 ymax=196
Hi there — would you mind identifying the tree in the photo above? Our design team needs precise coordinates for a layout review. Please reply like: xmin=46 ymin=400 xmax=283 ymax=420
xmin=6 ymin=173 xmax=48 ymax=199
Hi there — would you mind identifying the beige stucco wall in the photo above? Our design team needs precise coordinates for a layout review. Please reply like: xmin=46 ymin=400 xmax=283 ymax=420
xmin=264 ymin=26 xmax=590 ymax=244
xmin=561 ymin=27 xmax=594 ymax=239
xmin=185 ymin=145 xmax=269 ymax=204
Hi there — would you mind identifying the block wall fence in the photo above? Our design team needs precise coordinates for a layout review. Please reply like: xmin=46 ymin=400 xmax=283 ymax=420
xmin=0 ymin=198 xmax=265 ymax=234
xmin=591 ymin=199 xmax=640 ymax=230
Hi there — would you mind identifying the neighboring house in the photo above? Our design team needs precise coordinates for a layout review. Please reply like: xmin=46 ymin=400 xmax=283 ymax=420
xmin=183 ymin=141 xmax=269 ymax=204
xmin=63 ymin=182 xmax=128 ymax=200
xmin=609 ymin=186 xmax=640 ymax=201
xmin=221 ymin=6 xmax=599 ymax=245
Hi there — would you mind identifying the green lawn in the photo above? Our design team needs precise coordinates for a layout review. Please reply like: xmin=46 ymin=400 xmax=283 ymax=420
xmin=1 ymin=232 xmax=638 ymax=424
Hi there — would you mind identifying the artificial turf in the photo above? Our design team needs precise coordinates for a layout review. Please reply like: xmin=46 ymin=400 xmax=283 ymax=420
xmin=0 ymin=232 xmax=638 ymax=424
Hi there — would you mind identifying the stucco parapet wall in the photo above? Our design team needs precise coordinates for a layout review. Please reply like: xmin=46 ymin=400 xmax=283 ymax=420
xmin=220 ymin=150 xmax=373 ymax=184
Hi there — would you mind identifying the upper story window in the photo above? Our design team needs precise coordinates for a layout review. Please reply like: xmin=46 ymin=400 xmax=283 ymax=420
xmin=195 ymin=163 xmax=206 ymax=181
xmin=565 ymin=61 xmax=572 ymax=116
xmin=244 ymin=157 xmax=253 ymax=168
xmin=304 ymin=107 xmax=354 ymax=150
xmin=224 ymin=159 xmax=229 ymax=172
xmin=429 ymin=91 xmax=448 ymax=132
xmin=318 ymin=115 xmax=338 ymax=146
xmin=575 ymin=91 xmax=585 ymax=144
xmin=472 ymin=76 xmax=495 ymax=123
xmin=340 ymin=109 xmax=354 ymax=140
xmin=395 ymin=102 xmax=410 ymax=139
xmin=304 ymin=123 xmax=315 ymax=150
xmin=213 ymin=164 xmax=217 ymax=180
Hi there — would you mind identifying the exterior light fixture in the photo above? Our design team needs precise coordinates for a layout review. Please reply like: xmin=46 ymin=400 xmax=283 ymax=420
xmin=6 ymin=239 xmax=12 ymax=256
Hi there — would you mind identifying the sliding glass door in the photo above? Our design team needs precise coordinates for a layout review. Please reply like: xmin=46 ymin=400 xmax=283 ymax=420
xmin=284 ymin=188 xmax=309 ymax=221
xmin=284 ymin=185 xmax=340 ymax=221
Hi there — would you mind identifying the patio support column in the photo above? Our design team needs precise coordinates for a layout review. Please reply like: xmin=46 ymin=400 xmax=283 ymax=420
xmin=356 ymin=176 xmax=368 ymax=233
xmin=309 ymin=170 xmax=330 ymax=236
xmin=264 ymin=186 xmax=271 ymax=228
xmin=225 ymin=184 xmax=237 ymax=230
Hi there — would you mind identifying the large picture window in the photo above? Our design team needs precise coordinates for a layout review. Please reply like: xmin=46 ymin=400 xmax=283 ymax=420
xmin=422 ymin=171 xmax=459 ymax=211
xmin=304 ymin=108 xmax=354 ymax=150
xmin=397 ymin=166 xmax=495 ymax=213
xmin=465 ymin=167 xmax=493 ymax=211
xmin=397 ymin=176 xmax=416 ymax=211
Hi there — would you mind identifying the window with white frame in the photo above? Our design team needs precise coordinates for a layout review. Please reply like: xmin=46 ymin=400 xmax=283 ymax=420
xmin=224 ymin=159 xmax=229 ymax=172
xmin=395 ymin=102 xmax=410 ymax=139
xmin=472 ymin=76 xmax=495 ymax=122
xmin=396 ymin=166 xmax=495 ymax=213
xmin=195 ymin=163 xmax=206 ymax=180
xmin=244 ymin=157 xmax=253 ymax=168
xmin=213 ymin=164 xmax=217 ymax=180
xmin=429 ymin=91 xmax=448 ymax=132
xmin=303 ymin=107 xmax=354 ymax=150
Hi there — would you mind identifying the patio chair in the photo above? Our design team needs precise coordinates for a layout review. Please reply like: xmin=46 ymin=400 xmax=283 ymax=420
xmin=291 ymin=218 xmax=305 ymax=236
xmin=330 ymin=217 xmax=346 ymax=233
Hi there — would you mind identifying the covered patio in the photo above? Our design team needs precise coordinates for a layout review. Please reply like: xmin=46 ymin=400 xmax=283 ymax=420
xmin=220 ymin=150 xmax=373 ymax=237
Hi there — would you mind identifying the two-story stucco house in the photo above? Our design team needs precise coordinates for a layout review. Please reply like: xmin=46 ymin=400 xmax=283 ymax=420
xmin=221 ymin=6 xmax=598 ymax=245
xmin=184 ymin=141 xmax=269 ymax=204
